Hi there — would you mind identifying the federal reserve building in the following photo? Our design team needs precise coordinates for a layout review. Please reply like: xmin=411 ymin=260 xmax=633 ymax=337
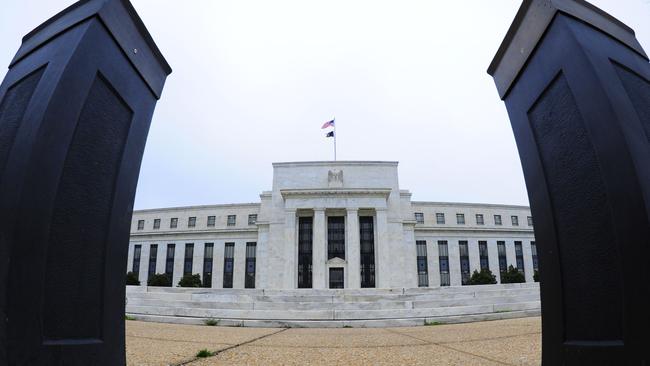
xmin=127 ymin=161 xmax=537 ymax=291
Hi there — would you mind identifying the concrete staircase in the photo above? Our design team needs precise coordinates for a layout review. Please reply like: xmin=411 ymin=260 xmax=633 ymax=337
xmin=125 ymin=283 xmax=540 ymax=328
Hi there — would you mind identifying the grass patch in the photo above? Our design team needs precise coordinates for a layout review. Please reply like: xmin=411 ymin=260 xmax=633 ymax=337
xmin=204 ymin=318 xmax=219 ymax=326
xmin=125 ymin=315 xmax=136 ymax=321
xmin=424 ymin=321 xmax=442 ymax=326
xmin=196 ymin=349 xmax=214 ymax=358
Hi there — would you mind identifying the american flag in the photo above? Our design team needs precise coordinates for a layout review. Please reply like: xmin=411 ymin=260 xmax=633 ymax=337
xmin=321 ymin=119 xmax=335 ymax=129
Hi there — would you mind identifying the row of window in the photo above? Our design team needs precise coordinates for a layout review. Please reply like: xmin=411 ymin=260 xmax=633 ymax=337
xmin=415 ymin=240 xmax=538 ymax=287
xmin=131 ymin=242 xmax=257 ymax=288
xmin=136 ymin=214 xmax=258 ymax=231
xmin=414 ymin=212 xmax=532 ymax=227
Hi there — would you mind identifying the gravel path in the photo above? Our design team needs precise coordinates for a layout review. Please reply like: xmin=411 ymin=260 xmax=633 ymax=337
xmin=126 ymin=317 xmax=541 ymax=365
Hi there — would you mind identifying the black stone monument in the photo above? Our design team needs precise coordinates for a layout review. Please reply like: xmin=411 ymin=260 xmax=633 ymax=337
xmin=489 ymin=0 xmax=650 ymax=364
xmin=0 ymin=0 xmax=171 ymax=364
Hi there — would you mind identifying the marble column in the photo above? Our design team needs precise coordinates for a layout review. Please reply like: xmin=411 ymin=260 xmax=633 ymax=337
xmin=193 ymin=242 xmax=205 ymax=278
xmin=139 ymin=244 xmax=150 ymax=285
xmin=468 ymin=239 xmax=481 ymax=275
xmin=284 ymin=209 xmax=297 ymax=289
xmin=212 ymin=241 xmax=225 ymax=289
xmin=487 ymin=240 xmax=501 ymax=283
xmin=172 ymin=243 xmax=183 ymax=287
xmin=505 ymin=240 xmax=517 ymax=272
xmin=375 ymin=209 xmax=390 ymax=288
xmin=448 ymin=240 xmax=462 ymax=286
xmin=522 ymin=239 xmax=535 ymax=283
xmin=312 ymin=208 xmax=326 ymax=289
xmin=427 ymin=239 xmax=440 ymax=287
xmin=233 ymin=241 xmax=247 ymax=288
xmin=346 ymin=209 xmax=360 ymax=289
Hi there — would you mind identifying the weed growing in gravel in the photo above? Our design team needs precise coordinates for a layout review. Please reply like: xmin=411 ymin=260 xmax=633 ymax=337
xmin=204 ymin=318 xmax=219 ymax=326
xmin=424 ymin=321 xmax=442 ymax=326
xmin=196 ymin=349 xmax=214 ymax=358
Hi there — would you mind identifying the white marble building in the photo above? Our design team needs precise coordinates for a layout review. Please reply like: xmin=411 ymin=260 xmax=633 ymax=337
xmin=128 ymin=161 xmax=537 ymax=290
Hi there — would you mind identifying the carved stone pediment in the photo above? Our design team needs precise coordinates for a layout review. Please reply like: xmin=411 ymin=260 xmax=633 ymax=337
xmin=327 ymin=257 xmax=346 ymax=266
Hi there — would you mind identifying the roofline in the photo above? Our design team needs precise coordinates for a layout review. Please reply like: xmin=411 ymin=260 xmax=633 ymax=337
xmin=134 ymin=202 xmax=260 ymax=213
xmin=273 ymin=161 xmax=399 ymax=167
xmin=411 ymin=201 xmax=530 ymax=210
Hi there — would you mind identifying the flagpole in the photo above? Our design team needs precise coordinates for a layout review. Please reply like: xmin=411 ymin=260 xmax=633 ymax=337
xmin=333 ymin=117 xmax=337 ymax=161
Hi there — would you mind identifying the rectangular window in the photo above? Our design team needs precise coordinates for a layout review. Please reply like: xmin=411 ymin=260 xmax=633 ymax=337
xmin=476 ymin=214 xmax=484 ymax=225
xmin=497 ymin=241 xmax=507 ymax=274
xmin=188 ymin=217 xmax=196 ymax=228
xmin=223 ymin=243 xmax=234 ymax=288
xmin=438 ymin=241 xmax=450 ymax=286
xmin=511 ymin=215 xmax=519 ymax=226
xmin=515 ymin=241 xmax=525 ymax=274
xmin=456 ymin=213 xmax=465 ymax=225
xmin=459 ymin=241 xmax=470 ymax=285
xmin=531 ymin=241 xmax=538 ymax=271
xmin=132 ymin=245 xmax=141 ymax=277
xmin=248 ymin=214 xmax=257 ymax=225
xmin=148 ymin=244 xmax=157 ymax=281
xmin=329 ymin=268 xmax=344 ymax=289
xmin=137 ymin=220 xmax=144 ymax=230
xmin=494 ymin=215 xmax=502 ymax=226
xmin=527 ymin=216 xmax=533 ymax=226
xmin=227 ymin=215 xmax=236 ymax=226
xmin=298 ymin=217 xmax=313 ymax=288
xmin=436 ymin=213 xmax=445 ymax=224
xmin=360 ymin=216 xmax=376 ymax=288
xmin=327 ymin=216 xmax=345 ymax=260
xmin=414 ymin=212 xmax=424 ymax=224
xmin=153 ymin=219 xmax=160 ymax=230
xmin=245 ymin=242 xmax=257 ymax=288
xmin=478 ymin=241 xmax=489 ymax=270
xmin=165 ymin=244 xmax=175 ymax=285
xmin=170 ymin=217 xmax=178 ymax=229
xmin=184 ymin=243 xmax=194 ymax=276
xmin=203 ymin=243 xmax=214 ymax=288
xmin=207 ymin=215 xmax=216 ymax=227
xmin=416 ymin=240 xmax=428 ymax=287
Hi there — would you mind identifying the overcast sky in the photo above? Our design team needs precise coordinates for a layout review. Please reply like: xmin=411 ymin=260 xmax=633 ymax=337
xmin=1 ymin=1 xmax=649 ymax=210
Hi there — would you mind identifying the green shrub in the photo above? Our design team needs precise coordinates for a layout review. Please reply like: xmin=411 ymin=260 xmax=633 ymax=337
xmin=148 ymin=273 xmax=172 ymax=287
xmin=468 ymin=269 xmax=497 ymax=285
xmin=500 ymin=265 xmax=525 ymax=284
xmin=533 ymin=270 xmax=539 ymax=282
xmin=204 ymin=318 xmax=219 ymax=326
xmin=125 ymin=315 xmax=136 ymax=321
xmin=178 ymin=273 xmax=202 ymax=287
xmin=196 ymin=349 xmax=214 ymax=358
xmin=424 ymin=321 xmax=442 ymax=326
xmin=125 ymin=272 xmax=140 ymax=286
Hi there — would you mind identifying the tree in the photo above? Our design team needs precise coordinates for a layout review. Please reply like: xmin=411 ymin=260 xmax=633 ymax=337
xmin=125 ymin=271 xmax=140 ymax=286
xmin=178 ymin=273 xmax=202 ymax=287
xmin=148 ymin=273 xmax=172 ymax=287
xmin=468 ymin=268 xmax=497 ymax=285
xmin=500 ymin=265 xmax=525 ymax=283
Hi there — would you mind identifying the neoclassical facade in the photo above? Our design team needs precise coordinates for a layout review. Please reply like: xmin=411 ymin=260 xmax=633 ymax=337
xmin=128 ymin=161 xmax=537 ymax=290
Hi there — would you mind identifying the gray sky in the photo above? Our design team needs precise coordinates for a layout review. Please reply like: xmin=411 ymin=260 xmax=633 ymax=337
xmin=1 ymin=1 xmax=649 ymax=210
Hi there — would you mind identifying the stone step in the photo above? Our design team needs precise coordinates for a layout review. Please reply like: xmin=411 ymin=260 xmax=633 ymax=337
xmin=125 ymin=308 xmax=541 ymax=328
xmin=126 ymin=300 xmax=540 ymax=321
xmin=125 ymin=286 xmax=540 ymax=303
xmin=126 ymin=293 xmax=539 ymax=311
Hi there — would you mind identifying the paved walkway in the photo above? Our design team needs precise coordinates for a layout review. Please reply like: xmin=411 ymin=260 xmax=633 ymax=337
xmin=126 ymin=317 xmax=541 ymax=365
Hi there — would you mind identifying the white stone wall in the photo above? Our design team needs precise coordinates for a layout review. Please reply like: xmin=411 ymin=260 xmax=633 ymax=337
xmin=127 ymin=161 xmax=537 ymax=290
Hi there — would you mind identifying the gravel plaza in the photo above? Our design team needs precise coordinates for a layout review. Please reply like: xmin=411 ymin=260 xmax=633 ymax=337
xmin=126 ymin=317 xmax=541 ymax=365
